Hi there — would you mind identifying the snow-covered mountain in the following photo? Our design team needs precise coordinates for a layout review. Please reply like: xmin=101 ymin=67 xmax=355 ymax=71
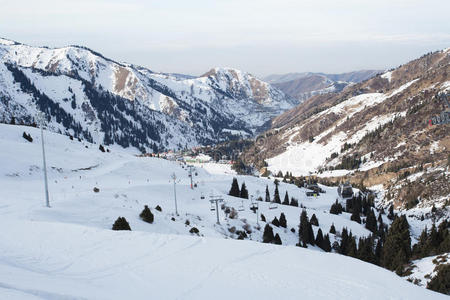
xmin=241 ymin=49 xmax=450 ymax=209
xmin=265 ymin=70 xmax=381 ymax=101
xmin=0 ymin=38 xmax=296 ymax=152
xmin=0 ymin=123 xmax=447 ymax=299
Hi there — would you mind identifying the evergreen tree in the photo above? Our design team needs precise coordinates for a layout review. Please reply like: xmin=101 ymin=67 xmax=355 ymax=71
xmin=330 ymin=199 xmax=343 ymax=215
xmin=340 ymin=227 xmax=349 ymax=255
xmin=375 ymin=239 xmax=383 ymax=265
xmin=139 ymin=205 xmax=154 ymax=223
xmin=310 ymin=214 xmax=319 ymax=226
xmin=279 ymin=212 xmax=287 ymax=228
xmin=299 ymin=210 xmax=310 ymax=247
xmin=228 ymin=178 xmax=240 ymax=197
xmin=265 ymin=185 xmax=271 ymax=202
xmin=381 ymin=215 xmax=411 ymax=272
xmin=273 ymin=184 xmax=281 ymax=204
xmin=413 ymin=226 xmax=428 ymax=258
xmin=388 ymin=205 xmax=395 ymax=220
xmin=282 ymin=191 xmax=290 ymax=205
xmin=290 ymin=197 xmax=299 ymax=207
xmin=429 ymin=223 xmax=440 ymax=251
xmin=240 ymin=182 xmax=249 ymax=199
xmin=351 ymin=208 xmax=361 ymax=224
xmin=323 ymin=234 xmax=332 ymax=252
xmin=307 ymin=222 xmax=315 ymax=245
xmin=315 ymin=228 xmax=324 ymax=250
xmin=274 ymin=233 xmax=282 ymax=245
xmin=347 ymin=235 xmax=358 ymax=258
xmin=427 ymin=264 xmax=450 ymax=295
xmin=260 ymin=213 xmax=266 ymax=222
xmin=330 ymin=223 xmax=336 ymax=234
xmin=112 ymin=217 xmax=131 ymax=231
xmin=272 ymin=217 xmax=280 ymax=227
xmin=357 ymin=236 xmax=376 ymax=264
xmin=365 ymin=209 xmax=377 ymax=233
xmin=263 ymin=224 xmax=274 ymax=243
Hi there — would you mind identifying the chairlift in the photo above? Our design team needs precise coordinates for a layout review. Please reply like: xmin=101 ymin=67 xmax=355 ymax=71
xmin=200 ymin=192 xmax=205 ymax=200
xmin=210 ymin=201 xmax=216 ymax=211
xmin=238 ymin=200 xmax=245 ymax=212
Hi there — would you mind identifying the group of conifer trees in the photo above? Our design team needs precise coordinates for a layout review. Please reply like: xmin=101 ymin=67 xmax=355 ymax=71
xmin=228 ymin=178 xmax=249 ymax=199
xmin=263 ymin=182 xmax=299 ymax=207
xmin=412 ymin=220 xmax=450 ymax=259
xmin=297 ymin=210 xmax=332 ymax=252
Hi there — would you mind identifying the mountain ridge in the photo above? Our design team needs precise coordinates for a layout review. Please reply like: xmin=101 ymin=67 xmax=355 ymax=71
xmin=0 ymin=38 xmax=297 ymax=152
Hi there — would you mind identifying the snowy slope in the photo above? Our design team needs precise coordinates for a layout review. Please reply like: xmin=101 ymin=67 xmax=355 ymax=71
xmin=0 ymin=221 xmax=445 ymax=300
xmin=0 ymin=123 xmax=445 ymax=299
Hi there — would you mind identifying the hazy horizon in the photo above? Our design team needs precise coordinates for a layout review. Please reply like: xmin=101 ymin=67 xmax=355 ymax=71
xmin=2 ymin=0 xmax=449 ymax=77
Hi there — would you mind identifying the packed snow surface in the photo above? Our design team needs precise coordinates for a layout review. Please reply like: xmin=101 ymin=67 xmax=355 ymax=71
xmin=0 ymin=124 xmax=444 ymax=299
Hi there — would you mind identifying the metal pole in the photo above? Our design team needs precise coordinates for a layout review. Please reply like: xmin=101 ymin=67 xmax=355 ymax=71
xmin=39 ymin=114 xmax=50 ymax=208
xmin=214 ymin=200 xmax=220 ymax=224
xmin=172 ymin=173 xmax=178 ymax=215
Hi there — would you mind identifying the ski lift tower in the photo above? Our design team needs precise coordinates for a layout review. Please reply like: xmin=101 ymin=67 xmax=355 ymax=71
xmin=209 ymin=195 xmax=224 ymax=225
xmin=170 ymin=173 xmax=180 ymax=215
xmin=36 ymin=112 xmax=50 ymax=208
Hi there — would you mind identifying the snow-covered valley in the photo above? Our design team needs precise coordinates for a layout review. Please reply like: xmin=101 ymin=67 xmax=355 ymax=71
xmin=0 ymin=124 xmax=446 ymax=299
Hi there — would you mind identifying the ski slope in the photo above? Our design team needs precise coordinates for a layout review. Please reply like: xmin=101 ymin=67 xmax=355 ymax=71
xmin=0 ymin=124 xmax=444 ymax=299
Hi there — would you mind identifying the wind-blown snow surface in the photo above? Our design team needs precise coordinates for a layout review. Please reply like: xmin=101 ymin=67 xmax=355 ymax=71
xmin=0 ymin=124 xmax=444 ymax=299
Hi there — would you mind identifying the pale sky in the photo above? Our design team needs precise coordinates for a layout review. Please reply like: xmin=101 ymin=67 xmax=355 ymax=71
xmin=1 ymin=0 xmax=449 ymax=77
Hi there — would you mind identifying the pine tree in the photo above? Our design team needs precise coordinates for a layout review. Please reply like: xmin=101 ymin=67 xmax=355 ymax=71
xmin=273 ymin=184 xmax=281 ymax=203
xmin=240 ymin=182 xmax=249 ymax=199
xmin=330 ymin=199 xmax=343 ymax=215
xmin=347 ymin=235 xmax=357 ymax=258
xmin=272 ymin=217 xmax=280 ymax=227
xmin=263 ymin=224 xmax=274 ymax=243
xmin=351 ymin=208 xmax=361 ymax=224
xmin=381 ymin=215 xmax=411 ymax=271
xmin=330 ymin=223 xmax=336 ymax=234
xmin=428 ymin=223 xmax=440 ymax=252
xmin=290 ymin=197 xmax=299 ymax=207
xmin=282 ymin=191 xmax=290 ymax=205
xmin=310 ymin=214 xmax=319 ymax=226
xmin=307 ymin=222 xmax=315 ymax=245
xmin=365 ymin=209 xmax=377 ymax=233
xmin=375 ymin=239 xmax=383 ymax=265
xmin=260 ymin=213 xmax=266 ymax=222
xmin=340 ymin=227 xmax=349 ymax=255
xmin=265 ymin=185 xmax=271 ymax=202
xmin=426 ymin=264 xmax=450 ymax=295
xmin=323 ymin=234 xmax=332 ymax=252
xmin=315 ymin=228 xmax=324 ymax=250
xmin=279 ymin=213 xmax=287 ymax=228
xmin=274 ymin=233 xmax=282 ymax=245
xmin=112 ymin=217 xmax=131 ymax=231
xmin=388 ymin=205 xmax=395 ymax=220
xmin=299 ymin=210 xmax=310 ymax=247
xmin=139 ymin=205 xmax=154 ymax=223
xmin=229 ymin=178 xmax=240 ymax=197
